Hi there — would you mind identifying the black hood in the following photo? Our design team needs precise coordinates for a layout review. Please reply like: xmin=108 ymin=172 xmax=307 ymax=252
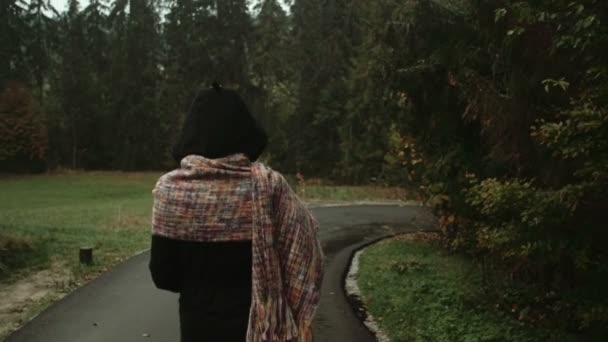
xmin=171 ymin=85 xmax=268 ymax=163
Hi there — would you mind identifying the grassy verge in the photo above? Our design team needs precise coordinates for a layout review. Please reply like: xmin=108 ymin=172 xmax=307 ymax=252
xmin=0 ymin=172 xmax=161 ymax=282
xmin=0 ymin=172 xmax=162 ymax=339
xmin=357 ymin=235 xmax=569 ymax=342
xmin=283 ymin=175 xmax=413 ymax=202
xmin=296 ymin=184 xmax=410 ymax=202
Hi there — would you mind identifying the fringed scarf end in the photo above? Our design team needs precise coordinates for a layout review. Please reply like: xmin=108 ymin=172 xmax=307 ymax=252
xmin=256 ymin=297 xmax=299 ymax=341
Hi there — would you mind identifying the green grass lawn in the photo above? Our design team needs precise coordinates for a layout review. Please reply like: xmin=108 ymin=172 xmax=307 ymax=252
xmin=0 ymin=172 xmax=161 ymax=281
xmin=358 ymin=236 xmax=571 ymax=342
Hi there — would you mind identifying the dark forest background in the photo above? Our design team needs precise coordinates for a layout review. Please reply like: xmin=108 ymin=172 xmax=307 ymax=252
xmin=1 ymin=0 xmax=376 ymax=175
xmin=2 ymin=0 xmax=608 ymax=338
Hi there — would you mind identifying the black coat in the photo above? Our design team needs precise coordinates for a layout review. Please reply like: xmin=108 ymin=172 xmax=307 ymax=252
xmin=149 ymin=235 xmax=252 ymax=342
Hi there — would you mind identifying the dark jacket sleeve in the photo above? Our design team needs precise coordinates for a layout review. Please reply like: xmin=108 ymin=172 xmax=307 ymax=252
xmin=149 ymin=234 xmax=182 ymax=293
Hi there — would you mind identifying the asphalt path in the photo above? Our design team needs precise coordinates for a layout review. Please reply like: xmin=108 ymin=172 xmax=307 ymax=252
xmin=6 ymin=205 xmax=434 ymax=342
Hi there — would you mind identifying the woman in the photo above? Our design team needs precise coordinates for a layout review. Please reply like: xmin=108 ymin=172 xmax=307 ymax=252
xmin=149 ymin=83 xmax=324 ymax=342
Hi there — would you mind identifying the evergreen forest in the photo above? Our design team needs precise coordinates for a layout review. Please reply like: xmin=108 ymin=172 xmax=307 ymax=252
xmin=2 ymin=0 xmax=607 ymax=339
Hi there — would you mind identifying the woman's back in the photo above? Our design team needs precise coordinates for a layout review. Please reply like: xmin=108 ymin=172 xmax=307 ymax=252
xmin=150 ymin=85 xmax=323 ymax=342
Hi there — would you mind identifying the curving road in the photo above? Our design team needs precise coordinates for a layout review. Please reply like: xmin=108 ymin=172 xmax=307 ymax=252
xmin=6 ymin=205 xmax=434 ymax=342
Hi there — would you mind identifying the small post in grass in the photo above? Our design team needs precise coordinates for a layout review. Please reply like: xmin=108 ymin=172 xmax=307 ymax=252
xmin=80 ymin=247 xmax=94 ymax=265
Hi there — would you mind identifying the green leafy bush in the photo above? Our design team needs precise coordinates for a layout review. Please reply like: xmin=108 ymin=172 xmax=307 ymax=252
xmin=371 ymin=0 xmax=608 ymax=337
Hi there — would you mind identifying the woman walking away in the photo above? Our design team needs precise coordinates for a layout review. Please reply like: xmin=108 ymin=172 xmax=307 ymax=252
xmin=149 ymin=83 xmax=324 ymax=342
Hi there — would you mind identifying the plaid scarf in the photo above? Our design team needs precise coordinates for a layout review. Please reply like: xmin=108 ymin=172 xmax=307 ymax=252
xmin=152 ymin=154 xmax=324 ymax=342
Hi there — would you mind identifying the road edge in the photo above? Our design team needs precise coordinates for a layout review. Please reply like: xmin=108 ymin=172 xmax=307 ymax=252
xmin=342 ymin=235 xmax=394 ymax=342
xmin=342 ymin=231 xmax=439 ymax=342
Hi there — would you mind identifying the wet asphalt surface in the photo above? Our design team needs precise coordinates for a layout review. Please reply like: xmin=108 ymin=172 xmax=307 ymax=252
xmin=6 ymin=205 xmax=434 ymax=342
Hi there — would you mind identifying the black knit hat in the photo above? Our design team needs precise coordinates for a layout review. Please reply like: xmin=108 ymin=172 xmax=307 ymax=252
xmin=171 ymin=83 xmax=268 ymax=162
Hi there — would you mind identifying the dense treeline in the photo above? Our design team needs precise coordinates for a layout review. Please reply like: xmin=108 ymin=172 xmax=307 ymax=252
xmin=1 ymin=0 xmax=607 ymax=338
xmin=373 ymin=0 xmax=608 ymax=339
xmin=0 ymin=0 xmax=356 ymax=173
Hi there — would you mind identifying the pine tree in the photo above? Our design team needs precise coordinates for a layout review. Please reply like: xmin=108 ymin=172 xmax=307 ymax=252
xmin=83 ymin=0 xmax=110 ymax=79
xmin=107 ymin=0 xmax=165 ymax=169
xmin=211 ymin=0 xmax=252 ymax=88
xmin=250 ymin=0 xmax=289 ymax=89
xmin=52 ymin=0 xmax=91 ymax=168
xmin=289 ymin=0 xmax=324 ymax=173
xmin=0 ymin=0 xmax=29 ymax=87
xmin=312 ymin=0 xmax=356 ymax=177
xmin=289 ymin=0 xmax=356 ymax=176
xmin=163 ymin=0 xmax=214 ymax=117
xmin=249 ymin=0 xmax=292 ymax=164
xmin=81 ymin=0 xmax=112 ymax=168
xmin=25 ymin=0 xmax=58 ymax=105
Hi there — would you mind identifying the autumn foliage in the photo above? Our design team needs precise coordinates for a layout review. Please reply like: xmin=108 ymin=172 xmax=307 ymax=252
xmin=0 ymin=82 xmax=47 ymax=170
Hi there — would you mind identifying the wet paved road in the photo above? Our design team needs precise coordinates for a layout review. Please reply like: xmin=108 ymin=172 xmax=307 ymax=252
xmin=6 ymin=205 xmax=434 ymax=342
